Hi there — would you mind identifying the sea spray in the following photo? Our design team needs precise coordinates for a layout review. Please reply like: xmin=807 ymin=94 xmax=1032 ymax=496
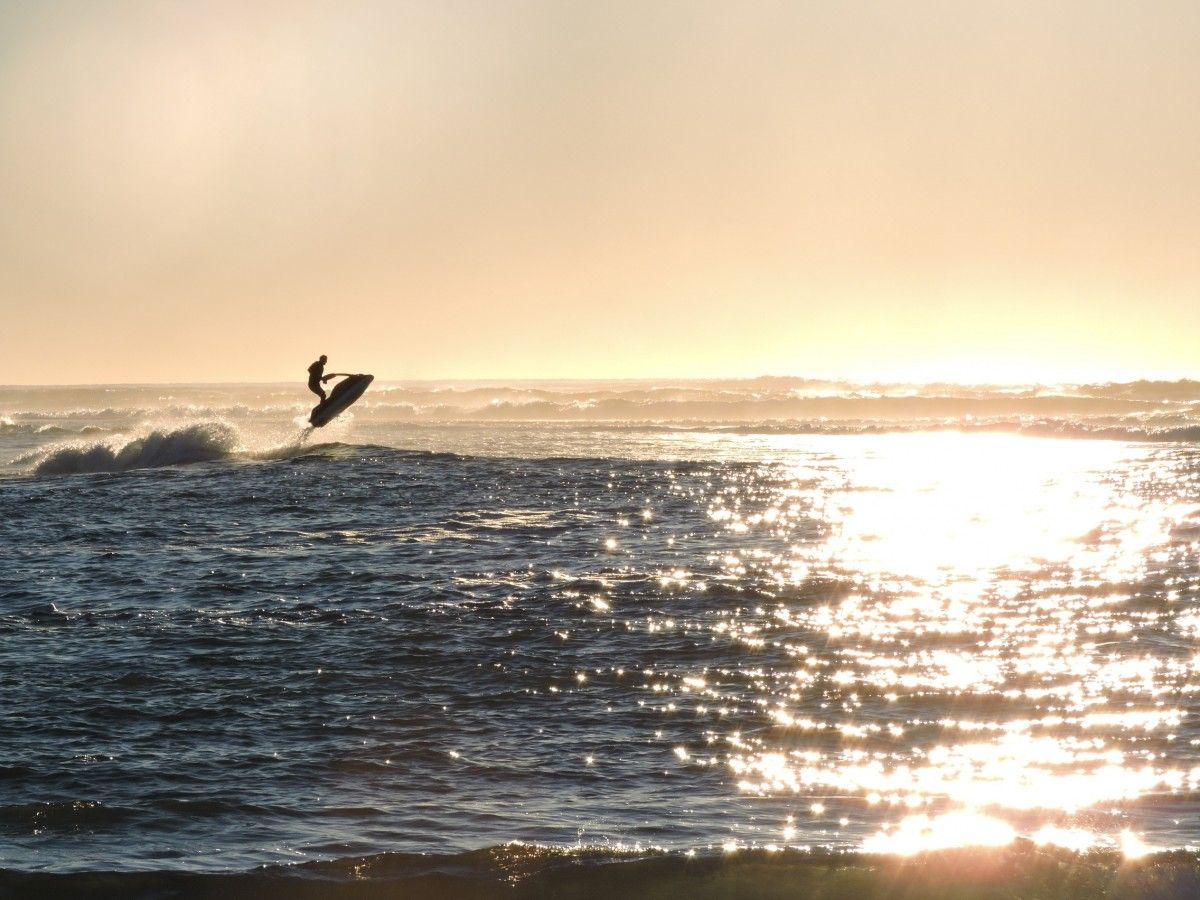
xmin=30 ymin=422 xmax=241 ymax=474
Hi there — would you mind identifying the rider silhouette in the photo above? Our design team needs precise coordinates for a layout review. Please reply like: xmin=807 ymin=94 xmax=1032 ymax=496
xmin=308 ymin=355 xmax=328 ymax=403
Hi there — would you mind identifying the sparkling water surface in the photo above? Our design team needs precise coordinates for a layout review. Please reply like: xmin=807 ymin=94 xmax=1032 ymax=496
xmin=3 ymin=383 xmax=1200 ymax=872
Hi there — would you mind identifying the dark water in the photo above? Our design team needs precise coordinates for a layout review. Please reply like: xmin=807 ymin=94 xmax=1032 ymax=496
xmin=4 ymin=382 xmax=1200 ymax=893
xmin=4 ymin=447 xmax=711 ymax=866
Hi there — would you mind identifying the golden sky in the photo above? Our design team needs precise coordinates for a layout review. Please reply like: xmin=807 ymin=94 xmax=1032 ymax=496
xmin=2 ymin=1 xmax=1199 ymax=384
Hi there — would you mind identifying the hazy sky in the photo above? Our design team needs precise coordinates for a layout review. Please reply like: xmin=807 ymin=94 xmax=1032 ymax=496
xmin=2 ymin=1 xmax=1199 ymax=384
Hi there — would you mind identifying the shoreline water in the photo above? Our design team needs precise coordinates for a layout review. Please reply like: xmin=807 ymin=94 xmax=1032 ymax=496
xmin=4 ymin=843 xmax=1199 ymax=899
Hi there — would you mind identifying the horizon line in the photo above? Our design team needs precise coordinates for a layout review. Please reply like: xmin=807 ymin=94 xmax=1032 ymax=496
xmin=3 ymin=374 xmax=1200 ymax=390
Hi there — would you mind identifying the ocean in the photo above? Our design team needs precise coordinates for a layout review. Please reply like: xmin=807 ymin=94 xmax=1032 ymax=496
xmin=3 ymin=378 xmax=1200 ymax=897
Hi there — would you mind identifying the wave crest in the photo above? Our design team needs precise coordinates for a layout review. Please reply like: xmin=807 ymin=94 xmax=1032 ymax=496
xmin=30 ymin=423 xmax=240 ymax=475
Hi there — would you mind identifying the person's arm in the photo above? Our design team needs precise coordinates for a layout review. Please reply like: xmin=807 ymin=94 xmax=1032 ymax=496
xmin=321 ymin=373 xmax=353 ymax=382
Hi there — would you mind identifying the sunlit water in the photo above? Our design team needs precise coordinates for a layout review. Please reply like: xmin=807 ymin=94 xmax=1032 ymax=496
xmin=2 ymin=382 xmax=1199 ymax=873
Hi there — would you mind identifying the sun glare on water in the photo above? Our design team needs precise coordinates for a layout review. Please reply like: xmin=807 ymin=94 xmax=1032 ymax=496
xmin=679 ymin=432 xmax=1198 ymax=855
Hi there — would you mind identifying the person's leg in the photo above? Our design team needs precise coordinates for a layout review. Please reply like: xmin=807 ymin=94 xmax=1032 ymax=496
xmin=310 ymin=383 xmax=327 ymax=402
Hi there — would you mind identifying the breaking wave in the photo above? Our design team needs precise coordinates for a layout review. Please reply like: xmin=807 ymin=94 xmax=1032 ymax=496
xmin=20 ymin=421 xmax=356 ymax=476
xmin=28 ymin=423 xmax=242 ymax=475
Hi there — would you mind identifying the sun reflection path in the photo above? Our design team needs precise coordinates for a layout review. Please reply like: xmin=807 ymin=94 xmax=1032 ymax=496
xmin=657 ymin=434 xmax=1200 ymax=855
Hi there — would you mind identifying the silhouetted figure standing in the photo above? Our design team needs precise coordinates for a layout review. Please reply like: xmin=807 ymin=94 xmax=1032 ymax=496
xmin=308 ymin=355 xmax=328 ymax=403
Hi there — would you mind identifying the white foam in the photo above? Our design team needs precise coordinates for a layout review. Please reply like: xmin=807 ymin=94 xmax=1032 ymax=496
xmin=31 ymin=422 xmax=241 ymax=475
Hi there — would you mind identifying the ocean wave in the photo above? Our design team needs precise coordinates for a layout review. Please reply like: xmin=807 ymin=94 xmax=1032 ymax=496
xmin=0 ymin=420 xmax=118 ymax=439
xmin=379 ymin=418 xmax=1200 ymax=442
xmin=0 ymin=800 xmax=138 ymax=831
xmin=0 ymin=402 xmax=306 ymax=423
xmin=19 ymin=421 xmax=365 ymax=475
xmin=6 ymin=381 xmax=1200 ymax=450
xmin=1 ymin=419 xmax=69 ymax=436
xmin=5 ymin=379 xmax=1200 ymax=431
xmin=659 ymin=419 xmax=1200 ymax=442
xmin=26 ymin=423 xmax=243 ymax=475
xmin=2 ymin=406 xmax=144 ymax=421
xmin=1 ymin=842 xmax=1196 ymax=899
xmin=1015 ymin=421 xmax=1200 ymax=442
xmin=253 ymin=440 xmax=364 ymax=463
xmin=348 ymin=392 xmax=1200 ymax=426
